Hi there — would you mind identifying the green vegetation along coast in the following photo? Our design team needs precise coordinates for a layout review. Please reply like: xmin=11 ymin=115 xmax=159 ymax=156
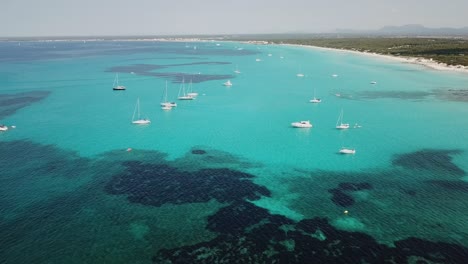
xmin=267 ymin=38 xmax=468 ymax=67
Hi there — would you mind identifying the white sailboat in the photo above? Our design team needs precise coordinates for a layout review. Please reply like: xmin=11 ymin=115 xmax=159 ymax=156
xmin=234 ymin=65 xmax=241 ymax=74
xmin=177 ymin=78 xmax=194 ymax=100
xmin=186 ymin=80 xmax=198 ymax=98
xmin=335 ymin=109 xmax=350 ymax=129
xmin=160 ymin=81 xmax=173 ymax=110
xmin=112 ymin=74 xmax=126 ymax=90
xmin=309 ymin=88 xmax=322 ymax=103
xmin=291 ymin=120 xmax=312 ymax=128
xmin=132 ymin=98 xmax=150 ymax=124
xmin=296 ymin=66 xmax=304 ymax=77
xmin=223 ymin=80 xmax=233 ymax=86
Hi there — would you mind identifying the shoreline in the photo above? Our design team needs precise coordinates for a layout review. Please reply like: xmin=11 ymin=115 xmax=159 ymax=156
xmin=281 ymin=43 xmax=468 ymax=74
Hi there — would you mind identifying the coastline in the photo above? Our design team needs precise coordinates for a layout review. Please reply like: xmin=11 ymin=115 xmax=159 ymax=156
xmin=281 ymin=43 xmax=468 ymax=74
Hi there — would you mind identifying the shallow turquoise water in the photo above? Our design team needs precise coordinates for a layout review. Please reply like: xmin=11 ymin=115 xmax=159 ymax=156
xmin=1 ymin=40 xmax=468 ymax=263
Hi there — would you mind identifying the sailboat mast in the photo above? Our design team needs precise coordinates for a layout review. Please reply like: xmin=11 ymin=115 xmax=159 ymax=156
xmin=132 ymin=98 xmax=138 ymax=121
xmin=137 ymin=98 xmax=140 ymax=119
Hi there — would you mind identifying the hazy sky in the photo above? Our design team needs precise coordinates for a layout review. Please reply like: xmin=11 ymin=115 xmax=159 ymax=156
xmin=2 ymin=0 xmax=468 ymax=37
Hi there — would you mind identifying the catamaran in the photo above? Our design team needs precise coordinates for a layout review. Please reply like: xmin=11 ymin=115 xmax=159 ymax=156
xmin=186 ymin=80 xmax=198 ymax=98
xmin=132 ymin=98 xmax=150 ymax=124
xmin=178 ymin=78 xmax=195 ymax=100
xmin=112 ymin=73 xmax=126 ymax=90
xmin=336 ymin=109 xmax=350 ymax=129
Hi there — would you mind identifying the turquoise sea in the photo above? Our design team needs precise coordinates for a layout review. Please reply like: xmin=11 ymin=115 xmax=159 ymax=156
xmin=1 ymin=40 xmax=468 ymax=263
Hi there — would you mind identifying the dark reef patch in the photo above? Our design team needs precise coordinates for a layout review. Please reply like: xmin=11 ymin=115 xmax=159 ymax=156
xmin=206 ymin=201 xmax=293 ymax=235
xmin=328 ymin=182 xmax=373 ymax=207
xmin=191 ymin=149 xmax=206 ymax=155
xmin=357 ymin=90 xmax=433 ymax=100
xmin=0 ymin=140 xmax=91 ymax=180
xmin=425 ymin=180 xmax=468 ymax=192
xmin=328 ymin=188 xmax=355 ymax=207
xmin=393 ymin=149 xmax=465 ymax=176
xmin=107 ymin=62 xmax=235 ymax=84
xmin=154 ymin=202 xmax=468 ymax=263
xmin=105 ymin=161 xmax=270 ymax=206
xmin=338 ymin=182 xmax=373 ymax=191
xmin=404 ymin=189 xmax=417 ymax=196
xmin=436 ymin=89 xmax=468 ymax=102
xmin=0 ymin=91 xmax=50 ymax=119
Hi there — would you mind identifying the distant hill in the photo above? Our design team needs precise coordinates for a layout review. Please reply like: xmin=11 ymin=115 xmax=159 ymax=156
xmin=335 ymin=24 xmax=468 ymax=36
xmin=378 ymin=24 xmax=468 ymax=35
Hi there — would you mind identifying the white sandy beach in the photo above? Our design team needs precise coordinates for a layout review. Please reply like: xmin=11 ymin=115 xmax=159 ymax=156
xmin=283 ymin=44 xmax=468 ymax=74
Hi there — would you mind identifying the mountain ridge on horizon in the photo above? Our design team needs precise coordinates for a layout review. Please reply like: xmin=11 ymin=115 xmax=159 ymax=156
xmin=335 ymin=24 xmax=468 ymax=36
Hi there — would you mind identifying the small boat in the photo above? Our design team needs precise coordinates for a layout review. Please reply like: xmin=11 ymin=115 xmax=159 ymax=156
xmin=309 ymin=88 xmax=321 ymax=103
xmin=267 ymin=53 xmax=272 ymax=57
xmin=339 ymin=148 xmax=356 ymax=154
xmin=178 ymin=78 xmax=195 ymax=100
xmin=255 ymin=58 xmax=261 ymax=62
xmin=161 ymin=105 xmax=172 ymax=110
xmin=112 ymin=73 xmax=126 ymax=90
xmin=370 ymin=81 xmax=377 ymax=84
xmin=0 ymin=125 xmax=8 ymax=131
xmin=291 ymin=120 xmax=312 ymax=128
xmin=234 ymin=65 xmax=241 ymax=74
xmin=336 ymin=109 xmax=350 ymax=129
xmin=132 ymin=98 xmax=150 ymax=124
xmin=223 ymin=80 xmax=233 ymax=86
xmin=332 ymin=74 xmax=338 ymax=78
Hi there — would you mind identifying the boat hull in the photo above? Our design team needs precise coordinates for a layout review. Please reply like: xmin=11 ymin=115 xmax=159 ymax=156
xmin=339 ymin=149 xmax=356 ymax=154
xmin=132 ymin=120 xmax=151 ymax=125
xmin=178 ymin=96 xmax=194 ymax=100
xmin=336 ymin=124 xmax=350 ymax=129
xmin=113 ymin=86 xmax=126 ymax=90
